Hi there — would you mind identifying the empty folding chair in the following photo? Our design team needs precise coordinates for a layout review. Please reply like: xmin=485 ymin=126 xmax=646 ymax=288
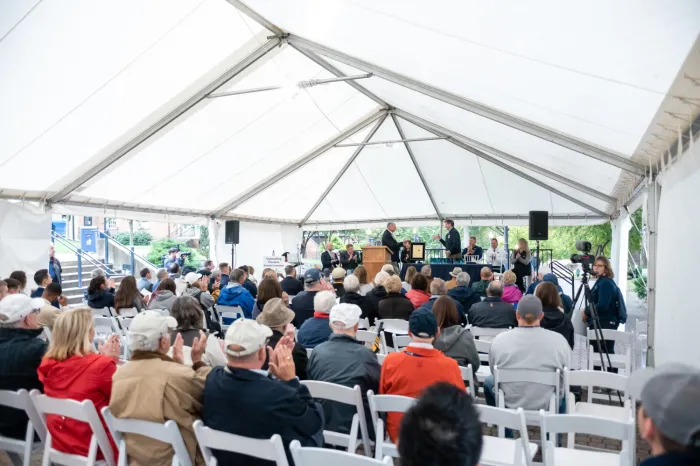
xmin=474 ymin=339 xmax=492 ymax=384
xmin=355 ymin=330 xmax=377 ymax=348
xmin=458 ymin=365 xmax=476 ymax=401
xmin=391 ymin=335 xmax=411 ymax=352
xmin=374 ymin=320 xmax=408 ymax=334
xmin=494 ymin=366 xmax=561 ymax=425
xmin=357 ymin=318 xmax=370 ymax=330
xmin=101 ymin=407 xmax=192 ymax=466
xmin=30 ymin=392 xmax=116 ymax=466
xmin=540 ymin=412 xmax=634 ymax=466
xmin=301 ymin=381 xmax=370 ymax=456
xmin=289 ymin=439 xmax=393 ymax=466
xmin=586 ymin=329 xmax=633 ymax=376
xmin=217 ymin=305 xmax=243 ymax=330
xmin=477 ymin=405 xmax=536 ymax=466
xmin=0 ymin=389 xmax=46 ymax=466
xmin=367 ymin=391 xmax=416 ymax=459
xmin=193 ymin=420 xmax=288 ymax=466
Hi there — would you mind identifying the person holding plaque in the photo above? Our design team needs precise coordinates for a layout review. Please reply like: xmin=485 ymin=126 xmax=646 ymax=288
xmin=401 ymin=239 xmax=414 ymax=264
xmin=432 ymin=219 xmax=461 ymax=260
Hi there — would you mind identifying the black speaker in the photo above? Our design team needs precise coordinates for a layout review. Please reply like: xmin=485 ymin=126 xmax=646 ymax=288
xmin=528 ymin=211 xmax=549 ymax=241
xmin=224 ymin=220 xmax=240 ymax=244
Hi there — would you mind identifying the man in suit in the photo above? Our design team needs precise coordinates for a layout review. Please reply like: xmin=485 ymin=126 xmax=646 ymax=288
xmin=381 ymin=222 xmax=402 ymax=271
xmin=338 ymin=244 xmax=360 ymax=272
xmin=433 ymin=219 xmax=462 ymax=260
xmin=280 ymin=265 xmax=304 ymax=295
xmin=321 ymin=242 xmax=340 ymax=270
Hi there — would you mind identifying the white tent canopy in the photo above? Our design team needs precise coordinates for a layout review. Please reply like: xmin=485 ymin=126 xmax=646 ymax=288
xmin=1 ymin=0 xmax=699 ymax=228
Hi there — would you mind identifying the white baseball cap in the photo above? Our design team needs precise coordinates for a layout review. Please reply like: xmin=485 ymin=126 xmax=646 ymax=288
xmin=185 ymin=272 xmax=203 ymax=286
xmin=224 ymin=318 xmax=272 ymax=357
xmin=329 ymin=303 xmax=362 ymax=329
xmin=129 ymin=311 xmax=177 ymax=342
xmin=0 ymin=294 xmax=38 ymax=324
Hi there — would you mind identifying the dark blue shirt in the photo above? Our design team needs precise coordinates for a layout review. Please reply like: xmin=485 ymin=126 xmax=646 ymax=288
xmin=462 ymin=245 xmax=484 ymax=260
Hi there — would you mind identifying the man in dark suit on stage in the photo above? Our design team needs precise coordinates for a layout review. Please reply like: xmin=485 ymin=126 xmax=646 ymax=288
xmin=339 ymin=244 xmax=360 ymax=272
xmin=381 ymin=222 xmax=402 ymax=271
xmin=433 ymin=219 xmax=462 ymax=260
xmin=321 ymin=242 xmax=340 ymax=270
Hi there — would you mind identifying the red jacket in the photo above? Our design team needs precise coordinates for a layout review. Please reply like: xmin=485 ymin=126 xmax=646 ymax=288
xmin=379 ymin=345 xmax=465 ymax=442
xmin=405 ymin=289 xmax=431 ymax=309
xmin=37 ymin=353 xmax=117 ymax=461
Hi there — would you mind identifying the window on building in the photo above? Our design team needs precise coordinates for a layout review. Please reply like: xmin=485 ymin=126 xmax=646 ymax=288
xmin=84 ymin=216 xmax=93 ymax=227
xmin=107 ymin=218 xmax=118 ymax=230
xmin=135 ymin=220 xmax=150 ymax=230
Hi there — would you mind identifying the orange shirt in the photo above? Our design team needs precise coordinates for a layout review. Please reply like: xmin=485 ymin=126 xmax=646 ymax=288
xmin=379 ymin=345 xmax=466 ymax=442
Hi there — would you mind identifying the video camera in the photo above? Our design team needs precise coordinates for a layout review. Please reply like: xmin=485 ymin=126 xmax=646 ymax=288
xmin=570 ymin=240 xmax=595 ymax=273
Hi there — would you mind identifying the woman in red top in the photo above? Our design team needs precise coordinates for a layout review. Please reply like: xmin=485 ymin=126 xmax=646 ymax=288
xmin=37 ymin=308 xmax=121 ymax=463
xmin=405 ymin=273 xmax=431 ymax=309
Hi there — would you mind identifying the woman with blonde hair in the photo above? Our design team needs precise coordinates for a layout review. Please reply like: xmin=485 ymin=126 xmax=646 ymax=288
xmin=37 ymin=308 xmax=120 ymax=462
xmin=501 ymin=270 xmax=523 ymax=304
xmin=510 ymin=238 xmax=531 ymax=292
xmin=353 ymin=265 xmax=374 ymax=296
xmin=402 ymin=265 xmax=417 ymax=291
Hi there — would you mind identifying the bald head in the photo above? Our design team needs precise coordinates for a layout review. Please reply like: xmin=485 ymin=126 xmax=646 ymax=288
xmin=487 ymin=281 xmax=503 ymax=298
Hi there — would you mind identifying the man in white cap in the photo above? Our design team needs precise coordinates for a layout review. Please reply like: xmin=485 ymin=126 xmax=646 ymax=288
xmin=0 ymin=295 xmax=46 ymax=448
xmin=307 ymin=303 xmax=381 ymax=441
xmin=110 ymin=311 xmax=210 ymax=466
xmin=182 ymin=271 xmax=216 ymax=327
xmin=202 ymin=319 xmax=324 ymax=466
xmin=628 ymin=364 xmax=700 ymax=466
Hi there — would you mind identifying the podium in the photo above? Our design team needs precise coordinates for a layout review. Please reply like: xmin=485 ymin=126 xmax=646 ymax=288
xmin=362 ymin=246 xmax=392 ymax=283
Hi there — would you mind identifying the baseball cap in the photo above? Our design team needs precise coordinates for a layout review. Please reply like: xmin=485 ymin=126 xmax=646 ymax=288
xmin=331 ymin=268 xmax=346 ymax=280
xmin=517 ymin=295 xmax=543 ymax=320
xmin=304 ymin=268 xmax=322 ymax=284
xmin=129 ymin=311 xmax=177 ymax=342
xmin=409 ymin=308 xmax=438 ymax=338
xmin=185 ymin=272 xmax=202 ymax=286
xmin=627 ymin=364 xmax=700 ymax=447
xmin=0 ymin=294 xmax=38 ymax=324
xmin=224 ymin=318 xmax=272 ymax=357
xmin=329 ymin=303 xmax=362 ymax=329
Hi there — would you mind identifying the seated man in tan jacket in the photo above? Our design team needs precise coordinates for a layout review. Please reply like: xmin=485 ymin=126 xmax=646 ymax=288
xmin=110 ymin=311 xmax=211 ymax=465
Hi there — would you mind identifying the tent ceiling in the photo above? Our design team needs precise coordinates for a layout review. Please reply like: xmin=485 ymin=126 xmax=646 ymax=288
xmin=1 ymin=0 xmax=698 ymax=227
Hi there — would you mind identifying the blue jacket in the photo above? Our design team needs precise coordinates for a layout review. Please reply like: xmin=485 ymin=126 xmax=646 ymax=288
xmin=243 ymin=279 xmax=257 ymax=299
xmin=418 ymin=296 xmax=467 ymax=326
xmin=291 ymin=290 xmax=318 ymax=328
xmin=297 ymin=317 xmax=332 ymax=349
xmin=217 ymin=284 xmax=254 ymax=320
xmin=163 ymin=256 xmax=184 ymax=269
xmin=202 ymin=367 xmax=324 ymax=466
xmin=448 ymin=286 xmax=481 ymax=313
xmin=87 ymin=289 xmax=115 ymax=310
xmin=461 ymin=245 xmax=483 ymax=259
xmin=586 ymin=276 xmax=619 ymax=326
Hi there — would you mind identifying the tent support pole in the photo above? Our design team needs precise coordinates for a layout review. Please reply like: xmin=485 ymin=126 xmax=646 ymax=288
xmin=645 ymin=180 xmax=660 ymax=366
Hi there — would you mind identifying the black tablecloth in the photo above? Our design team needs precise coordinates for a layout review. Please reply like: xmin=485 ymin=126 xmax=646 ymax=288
xmin=400 ymin=263 xmax=491 ymax=286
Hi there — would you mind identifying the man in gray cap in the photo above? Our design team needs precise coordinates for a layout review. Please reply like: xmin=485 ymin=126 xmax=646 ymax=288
xmin=628 ymin=364 xmax=700 ymax=465
xmin=485 ymin=295 xmax=571 ymax=411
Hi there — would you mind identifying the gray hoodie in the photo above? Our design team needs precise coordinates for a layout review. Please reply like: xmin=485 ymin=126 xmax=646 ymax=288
xmin=433 ymin=325 xmax=480 ymax=374
xmin=148 ymin=290 xmax=177 ymax=313
xmin=183 ymin=286 xmax=215 ymax=310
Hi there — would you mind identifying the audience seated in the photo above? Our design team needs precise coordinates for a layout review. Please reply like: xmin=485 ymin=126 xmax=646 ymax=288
xmin=252 ymin=278 xmax=288 ymax=319
xmin=257 ymin=298 xmax=308 ymax=379
xmin=38 ymin=308 xmax=121 ymax=461
xmin=446 ymin=267 xmax=462 ymax=290
xmin=353 ymin=266 xmax=374 ymax=296
xmin=399 ymin=382 xmax=483 ymax=466
xmin=307 ymin=303 xmax=380 ymax=437
xmin=331 ymin=267 xmax=347 ymax=298
xmin=217 ymin=269 xmax=255 ymax=321
xmin=501 ymin=270 xmax=523 ymax=304
xmin=432 ymin=296 xmax=479 ymax=373
xmin=237 ymin=265 xmax=258 ymax=299
xmin=9 ymin=271 xmax=29 ymax=295
xmin=467 ymin=281 xmax=517 ymax=329
xmin=137 ymin=268 xmax=153 ymax=293
xmin=218 ymin=262 xmax=232 ymax=289
xmin=535 ymin=282 xmax=575 ymax=349
xmin=297 ymin=291 xmax=336 ymax=349
xmin=280 ymin=265 xmax=304 ymax=296
xmin=417 ymin=278 xmax=467 ymax=325
xmin=366 ymin=271 xmax=390 ymax=311
xmin=86 ymin=275 xmax=116 ymax=309
xmin=471 ymin=267 xmax=493 ymax=298
xmin=151 ymin=268 xmax=168 ymax=295
xmin=381 ymin=263 xmax=396 ymax=276
xmin=182 ymin=271 xmax=215 ymax=313
xmin=0 ymin=280 xmax=6 ymax=301
xmin=202 ymin=319 xmax=324 ymax=466
xmin=420 ymin=264 xmax=432 ymax=279
xmin=0 ymin=295 xmax=47 ymax=443
xmin=380 ymin=308 xmax=465 ymax=442
xmin=378 ymin=275 xmax=414 ymax=320
xmin=448 ymin=271 xmax=481 ymax=314
xmin=110 ymin=311 xmax=211 ymax=465
xmin=405 ymin=273 xmax=431 ymax=309
xmin=485 ymin=296 xmax=570 ymax=411
xmin=402 ymin=265 xmax=417 ymax=292
xmin=148 ymin=278 xmax=178 ymax=312
xmin=291 ymin=268 xmax=325 ymax=328
xmin=169 ymin=296 xmax=226 ymax=367
xmin=3 ymin=278 xmax=23 ymax=297
xmin=37 ymin=284 xmax=63 ymax=329
xmin=339 ymin=274 xmax=377 ymax=324
xmin=30 ymin=268 xmax=51 ymax=298
xmin=114 ymin=275 xmax=145 ymax=314
xmin=527 ymin=273 xmax=573 ymax=315
xmin=169 ymin=263 xmax=188 ymax=296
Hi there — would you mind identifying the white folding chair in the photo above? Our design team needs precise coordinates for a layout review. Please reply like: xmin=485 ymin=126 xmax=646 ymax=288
xmin=301 ymin=381 xmax=369 ymax=456
xmin=474 ymin=339 xmax=492 ymax=383
xmin=494 ymin=366 xmax=560 ymax=425
xmin=148 ymin=309 xmax=170 ymax=317
xmin=367 ymin=391 xmax=416 ymax=459
xmin=358 ymin=318 xmax=370 ymax=330
xmin=101 ymin=407 xmax=192 ymax=466
xmin=391 ymin=335 xmax=411 ymax=352
xmin=459 ymin=365 xmax=476 ymax=401
xmin=356 ymin=330 xmax=377 ymax=347
xmin=0 ymin=389 xmax=46 ymax=466
xmin=306 ymin=348 xmax=313 ymax=357
xmin=375 ymin=320 xmax=408 ymax=335
xmin=217 ymin=305 xmax=243 ymax=330
xmin=117 ymin=308 xmax=138 ymax=318
xmin=193 ymin=420 xmax=288 ymax=466
xmin=586 ymin=329 xmax=633 ymax=376
xmin=477 ymin=405 xmax=536 ymax=466
xmin=470 ymin=327 xmax=510 ymax=342
xmin=30 ymin=393 xmax=116 ymax=466
xmin=289 ymin=439 xmax=393 ymax=466
xmin=92 ymin=308 xmax=113 ymax=317
xmin=376 ymin=354 xmax=385 ymax=366
xmin=540 ymin=412 xmax=633 ymax=466
xmin=42 ymin=327 xmax=52 ymax=343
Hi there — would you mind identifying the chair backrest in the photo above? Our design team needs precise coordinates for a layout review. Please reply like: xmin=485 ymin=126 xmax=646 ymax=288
xmin=367 ymin=391 xmax=416 ymax=431
xmin=477 ymin=405 xmax=533 ymax=466
xmin=471 ymin=327 xmax=510 ymax=338
xmin=218 ymin=305 xmax=243 ymax=321
xmin=358 ymin=318 xmax=370 ymax=330
xmin=375 ymin=319 xmax=408 ymax=334
xmin=376 ymin=353 xmax=385 ymax=365
xmin=473 ymin=339 xmax=492 ymax=353
xmin=540 ymin=411 xmax=633 ymax=441
xmin=636 ymin=320 xmax=647 ymax=335
xmin=587 ymin=328 xmax=632 ymax=345
xmin=193 ymin=420 xmax=289 ymax=466
xmin=93 ymin=316 xmax=119 ymax=336
xmin=392 ymin=335 xmax=411 ymax=352
xmin=117 ymin=308 xmax=138 ymax=317
xmin=355 ymin=330 xmax=376 ymax=345
xmin=494 ymin=366 xmax=560 ymax=407
xmin=116 ymin=316 xmax=132 ymax=332
xmin=564 ymin=368 xmax=628 ymax=402
xmin=0 ymin=389 xmax=47 ymax=445
xmin=30 ymin=393 xmax=115 ymax=466
xmin=306 ymin=348 xmax=313 ymax=357
xmin=458 ymin=365 xmax=476 ymax=401
xmin=92 ymin=307 xmax=113 ymax=317
xmin=101 ymin=407 xmax=192 ymax=466
xmin=289 ymin=440 xmax=393 ymax=466
xmin=148 ymin=309 xmax=170 ymax=316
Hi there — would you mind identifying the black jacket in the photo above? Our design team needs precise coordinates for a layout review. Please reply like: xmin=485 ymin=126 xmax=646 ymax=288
xmin=262 ymin=330 xmax=308 ymax=380
xmin=0 ymin=328 xmax=47 ymax=439
xmin=541 ymin=307 xmax=575 ymax=349
xmin=202 ymin=366 xmax=324 ymax=466
xmin=280 ymin=276 xmax=304 ymax=296
xmin=418 ymin=296 xmax=467 ymax=326
xmin=340 ymin=292 xmax=377 ymax=324
xmin=462 ymin=245 xmax=483 ymax=259
xmin=381 ymin=230 xmax=401 ymax=262
xmin=321 ymin=251 xmax=339 ymax=270
xmin=366 ymin=285 xmax=388 ymax=316
xmin=377 ymin=293 xmax=414 ymax=320
xmin=439 ymin=227 xmax=462 ymax=255
xmin=87 ymin=289 xmax=115 ymax=309
xmin=448 ymin=286 xmax=481 ymax=314
xmin=468 ymin=297 xmax=517 ymax=328
xmin=332 ymin=282 xmax=346 ymax=298
xmin=291 ymin=290 xmax=318 ymax=328
xmin=338 ymin=250 xmax=359 ymax=270
xmin=243 ymin=279 xmax=257 ymax=299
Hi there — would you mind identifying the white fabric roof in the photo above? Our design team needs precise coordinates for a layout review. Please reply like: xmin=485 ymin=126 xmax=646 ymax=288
xmin=1 ymin=0 xmax=699 ymax=227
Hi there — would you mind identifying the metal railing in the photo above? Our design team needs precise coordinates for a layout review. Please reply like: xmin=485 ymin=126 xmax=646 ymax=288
xmin=551 ymin=261 xmax=575 ymax=299
xmin=50 ymin=232 xmax=120 ymax=288
xmin=99 ymin=231 xmax=159 ymax=276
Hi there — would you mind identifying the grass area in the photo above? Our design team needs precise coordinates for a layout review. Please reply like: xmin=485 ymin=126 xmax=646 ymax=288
xmin=53 ymin=240 xmax=80 ymax=254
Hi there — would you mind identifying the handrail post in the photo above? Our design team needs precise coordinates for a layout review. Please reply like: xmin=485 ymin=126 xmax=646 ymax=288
xmin=104 ymin=232 xmax=109 ymax=268
xmin=130 ymin=247 xmax=136 ymax=277
xmin=77 ymin=248 xmax=83 ymax=288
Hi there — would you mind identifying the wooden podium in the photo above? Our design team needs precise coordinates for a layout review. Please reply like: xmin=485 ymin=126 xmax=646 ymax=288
xmin=362 ymin=246 xmax=392 ymax=283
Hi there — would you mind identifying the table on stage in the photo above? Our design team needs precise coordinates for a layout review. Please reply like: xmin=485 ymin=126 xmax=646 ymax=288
xmin=400 ymin=262 xmax=491 ymax=286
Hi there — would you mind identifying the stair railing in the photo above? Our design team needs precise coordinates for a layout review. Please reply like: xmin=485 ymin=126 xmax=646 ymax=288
xmin=50 ymin=232 xmax=120 ymax=288
xmin=551 ymin=260 xmax=575 ymax=299
xmin=99 ymin=231 xmax=159 ymax=276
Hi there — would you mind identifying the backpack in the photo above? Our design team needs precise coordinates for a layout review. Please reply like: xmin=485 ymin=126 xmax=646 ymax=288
xmin=615 ymin=287 xmax=627 ymax=324
xmin=192 ymin=289 xmax=222 ymax=336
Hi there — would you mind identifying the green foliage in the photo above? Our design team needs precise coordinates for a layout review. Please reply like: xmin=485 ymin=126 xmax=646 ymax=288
xmin=114 ymin=231 xmax=152 ymax=246
xmin=198 ymin=226 xmax=210 ymax=259
xmin=633 ymin=275 xmax=647 ymax=300
xmin=506 ymin=224 xmax=612 ymax=260
xmin=629 ymin=208 xmax=643 ymax=254
xmin=147 ymin=238 xmax=203 ymax=268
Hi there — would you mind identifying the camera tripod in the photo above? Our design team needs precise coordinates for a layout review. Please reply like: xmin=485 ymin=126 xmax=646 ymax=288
xmin=573 ymin=270 xmax=624 ymax=406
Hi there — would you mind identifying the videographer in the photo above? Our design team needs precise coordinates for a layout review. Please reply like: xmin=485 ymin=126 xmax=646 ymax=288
xmin=510 ymin=238 xmax=531 ymax=293
xmin=583 ymin=256 xmax=620 ymax=366
xmin=163 ymin=247 xmax=185 ymax=269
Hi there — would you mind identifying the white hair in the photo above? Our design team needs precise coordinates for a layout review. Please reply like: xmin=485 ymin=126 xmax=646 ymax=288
xmin=374 ymin=271 xmax=390 ymax=286
xmin=430 ymin=278 xmax=447 ymax=295
xmin=313 ymin=290 xmax=336 ymax=314
xmin=456 ymin=272 xmax=471 ymax=287
xmin=343 ymin=274 xmax=360 ymax=293
xmin=129 ymin=334 xmax=163 ymax=353
xmin=91 ymin=268 xmax=106 ymax=279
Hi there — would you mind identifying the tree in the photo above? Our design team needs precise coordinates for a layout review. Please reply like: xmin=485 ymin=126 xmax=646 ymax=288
xmin=198 ymin=226 xmax=210 ymax=259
